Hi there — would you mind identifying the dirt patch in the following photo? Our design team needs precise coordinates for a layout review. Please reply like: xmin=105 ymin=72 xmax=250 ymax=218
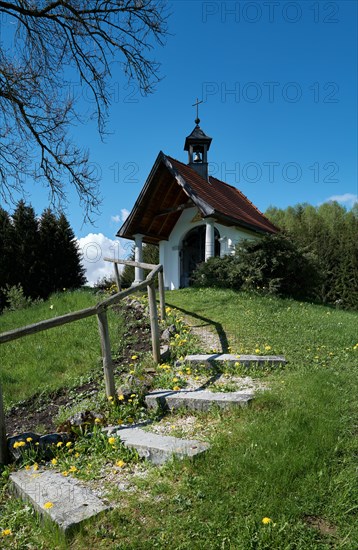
xmin=304 ymin=515 xmax=337 ymax=537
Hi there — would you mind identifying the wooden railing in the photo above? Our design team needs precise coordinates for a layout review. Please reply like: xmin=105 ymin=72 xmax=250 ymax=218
xmin=0 ymin=261 xmax=166 ymax=465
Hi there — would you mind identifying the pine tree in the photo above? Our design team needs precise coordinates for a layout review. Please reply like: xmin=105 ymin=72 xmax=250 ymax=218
xmin=11 ymin=200 xmax=41 ymax=299
xmin=56 ymin=213 xmax=86 ymax=290
xmin=38 ymin=208 xmax=61 ymax=298
xmin=0 ymin=207 xmax=14 ymax=309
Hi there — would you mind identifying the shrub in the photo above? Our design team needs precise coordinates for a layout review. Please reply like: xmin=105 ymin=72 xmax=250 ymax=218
xmin=192 ymin=234 xmax=321 ymax=301
xmin=2 ymin=284 xmax=36 ymax=311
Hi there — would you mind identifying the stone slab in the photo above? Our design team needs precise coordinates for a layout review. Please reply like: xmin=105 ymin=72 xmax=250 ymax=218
xmin=112 ymin=427 xmax=209 ymax=465
xmin=145 ymin=389 xmax=253 ymax=412
xmin=10 ymin=469 xmax=110 ymax=533
xmin=178 ymin=353 xmax=286 ymax=367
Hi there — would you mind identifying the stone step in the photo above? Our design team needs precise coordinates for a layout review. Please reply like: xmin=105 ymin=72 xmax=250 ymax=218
xmin=145 ymin=389 xmax=253 ymax=412
xmin=108 ymin=426 xmax=209 ymax=465
xmin=178 ymin=353 xmax=286 ymax=367
xmin=10 ymin=469 xmax=110 ymax=534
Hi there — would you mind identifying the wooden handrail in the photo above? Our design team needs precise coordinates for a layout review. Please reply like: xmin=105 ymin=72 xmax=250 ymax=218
xmin=0 ymin=261 xmax=166 ymax=466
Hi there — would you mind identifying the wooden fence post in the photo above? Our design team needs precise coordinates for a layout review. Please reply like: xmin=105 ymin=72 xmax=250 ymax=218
xmin=97 ymin=309 xmax=116 ymax=399
xmin=147 ymin=282 xmax=160 ymax=363
xmin=0 ymin=381 xmax=8 ymax=466
xmin=114 ymin=263 xmax=121 ymax=291
xmin=158 ymin=269 xmax=166 ymax=321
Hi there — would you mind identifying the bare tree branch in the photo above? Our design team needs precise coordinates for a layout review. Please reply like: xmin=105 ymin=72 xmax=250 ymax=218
xmin=0 ymin=0 xmax=168 ymax=221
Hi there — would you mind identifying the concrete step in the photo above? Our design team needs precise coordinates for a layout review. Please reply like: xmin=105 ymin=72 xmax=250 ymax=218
xmin=10 ymin=469 xmax=110 ymax=534
xmin=145 ymin=389 xmax=253 ymax=412
xmin=178 ymin=353 xmax=286 ymax=368
xmin=108 ymin=426 xmax=209 ymax=465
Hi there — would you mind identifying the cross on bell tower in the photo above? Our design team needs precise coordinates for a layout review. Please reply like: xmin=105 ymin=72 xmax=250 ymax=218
xmin=184 ymin=99 xmax=212 ymax=181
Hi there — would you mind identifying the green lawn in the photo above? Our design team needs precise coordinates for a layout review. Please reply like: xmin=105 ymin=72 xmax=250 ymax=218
xmin=0 ymin=289 xmax=125 ymax=407
xmin=0 ymin=288 xmax=357 ymax=549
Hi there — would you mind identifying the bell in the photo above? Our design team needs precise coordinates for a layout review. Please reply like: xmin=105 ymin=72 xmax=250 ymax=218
xmin=193 ymin=151 xmax=202 ymax=163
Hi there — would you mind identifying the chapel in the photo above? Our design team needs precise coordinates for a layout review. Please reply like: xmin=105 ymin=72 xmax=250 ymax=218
xmin=117 ymin=113 xmax=277 ymax=290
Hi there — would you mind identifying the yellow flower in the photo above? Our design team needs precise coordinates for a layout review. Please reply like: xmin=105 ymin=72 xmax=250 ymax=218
xmin=262 ymin=517 xmax=272 ymax=525
xmin=62 ymin=471 xmax=68 ymax=477
xmin=127 ymin=417 xmax=134 ymax=423
xmin=131 ymin=355 xmax=138 ymax=360
xmin=130 ymin=393 xmax=136 ymax=398
xmin=75 ymin=452 xmax=80 ymax=458
xmin=264 ymin=345 xmax=272 ymax=351
xmin=255 ymin=348 xmax=260 ymax=354
xmin=118 ymin=394 xmax=125 ymax=401
xmin=13 ymin=441 xmax=26 ymax=449
xmin=51 ymin=458 xmax=58 ymax=465
xmin=43 ymin=502 xmax=53 ymax=509
xmin=33 ymin=463 xmax=39 ymax=471
xmin=56 ymin=441 xmax=63 ymax=448
xmin=26 ymin=437 xmax=33 ymax=443
xmin=49 ymin=304 xmax=54 ymax=310
xmin=25 ymin=464 xmax=31 ymax=471
xmin=108 ymin=437 xmax=116 ymax=445
xmin=108 ymin=396 xmax=114 ymax=401
xmin=68 ymin=448 xmax=74 ymax=454
xmin=1 ymin=529 xmax=12 ymax=536
xmin=173 ymin=377 xmax=179 ymax=382
xmin=94 ymin=417 xmax=101 ymax=424
xmin=173 ymin=386 xmax=180 ymax=391
xmin=66 ymin=441 xmax=72 ymax=448
xmin=69 ymin=466 xmax=77 ymax=473
xmin=115 ymin=459 xmax=126 ymax=468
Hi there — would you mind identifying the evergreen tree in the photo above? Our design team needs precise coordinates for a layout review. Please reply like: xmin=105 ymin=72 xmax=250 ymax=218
xmin=11 ymin=200 xmax=41 ymax=299
xmin=0 ymin=207 xmax=14 ymax=309
xmin=55 ymin=214 xmax=86 ymax=290
xmin=38 ymin=208 xmax=61 ymax=297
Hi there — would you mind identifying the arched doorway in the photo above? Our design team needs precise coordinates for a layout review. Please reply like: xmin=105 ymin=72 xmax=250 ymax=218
xmin=180 ymin=225 xmax=220 ymax=287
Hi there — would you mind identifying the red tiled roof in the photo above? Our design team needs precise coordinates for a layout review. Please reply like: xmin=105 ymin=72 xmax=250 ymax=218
xmin=167 ymin=155 xmax=278 ymax=234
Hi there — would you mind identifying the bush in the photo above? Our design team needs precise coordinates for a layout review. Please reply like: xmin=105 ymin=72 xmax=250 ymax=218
xmin=192 ymin=255 xmax=242 ymax=289
xmin=2 ymin=284 xmax=37 ymax=311
xmin=192 ymin=234 xmax=321 ymax=301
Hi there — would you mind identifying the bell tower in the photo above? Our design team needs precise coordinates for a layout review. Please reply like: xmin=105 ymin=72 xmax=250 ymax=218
xmin=184 ymin=99 xmax=212 ymax=181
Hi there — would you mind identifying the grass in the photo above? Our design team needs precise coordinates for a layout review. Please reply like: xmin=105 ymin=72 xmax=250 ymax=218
xmin=0 ymin=287 xmax=357 ymax=548
xmin=0 ymin=289 xmax=125 ymax=407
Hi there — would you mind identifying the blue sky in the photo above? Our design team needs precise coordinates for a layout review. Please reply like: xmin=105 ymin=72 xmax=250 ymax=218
xmin=2 ymin=1 xmax=357 ymax=283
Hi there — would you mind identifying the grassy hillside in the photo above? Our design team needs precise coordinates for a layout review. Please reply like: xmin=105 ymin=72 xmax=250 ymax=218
xmin=0 ymin=288 xmax=357 ymax=548
xmin=0 ymin=289 xmax=125 ymax=407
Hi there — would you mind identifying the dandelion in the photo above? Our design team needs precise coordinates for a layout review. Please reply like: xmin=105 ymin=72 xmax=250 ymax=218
xmin=262 ymin=517 xmax=272 ymax=525
xmin=130 ymin=393 xmax=136 ymax=398
xmin=56 ymin=441 xmax=63 ymax=448
xmin=51 ymin=458 xmax=58 ymax=465
xmin=131 ymin=355 xmax=138 ymax=360
xmin=62 ymin=471 xmax=68 ymax=477
xmin=255 ymin=348 xmax=260 ymax=354
xmin=25 ymin=465 xmax=31 ymax=471
xmin=33 ymin=463 xmax=39 ymax=471
xmin=75 ymin=452 xmax=80 ymax=458
xmin=43 ymin=502 xmax=53 ymax=509
xmin=69 ymin=466 xmax=77 ymax=473
xmin=26 ymin=437 xmax=33 ymax=443
xmin=13 ymin=441 xmax=25 ymax=449
xmin=94 ymin=418 xmax=101 ymax=424
xmin=127 ymin=417 xmax=134 ymax=423
xmin=108 ymin=396 xmax=114 ymax=401
xmin=118 ymin=394 xmax=125 ymax=401
xmin=115 ymin=460 xmax=126 ymax=468
xmin=1 ymin=529 xmax=12 ymax=536
xmin=173 ymin=377 xmax=179 ymax=383
xmin=49 ymin=304 xmax=54 ymax=310
xmin=173 ymin=386 xmax=180 ymax=391
xmin=264 ymin=345 xmax=272 ymax=351
xmin=108 ymin=437 xmax=116 ymax=445
xmin=66 ymin=441 xmax=72 ymax=448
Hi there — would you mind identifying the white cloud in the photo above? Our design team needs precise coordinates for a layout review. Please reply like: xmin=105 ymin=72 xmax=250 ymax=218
xmin=120 ymin=208 xmax=130 ymax=222
xmin=322 ymin=193 xmax=358 ymax=208
xmin=110 ymin=209 xmax=129 ymax=225
xmin=77 ymin=233 xmax=131 ymax=286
